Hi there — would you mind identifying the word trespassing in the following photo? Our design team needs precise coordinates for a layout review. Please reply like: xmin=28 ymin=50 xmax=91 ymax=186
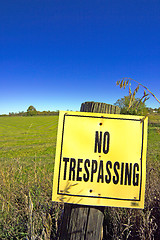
xmin=62 ymin=157 xmax=139 ymax=186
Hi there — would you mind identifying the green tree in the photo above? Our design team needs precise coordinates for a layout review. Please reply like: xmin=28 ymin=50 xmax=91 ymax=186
xmin=114 ymin=96 xmax=148 ymax=115
xmin=27 ymin=105 xmax=37 ymax=116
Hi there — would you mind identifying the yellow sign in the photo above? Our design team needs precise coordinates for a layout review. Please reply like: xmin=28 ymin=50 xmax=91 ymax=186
xmin=52 ymin=111 xmax=148 ymax=209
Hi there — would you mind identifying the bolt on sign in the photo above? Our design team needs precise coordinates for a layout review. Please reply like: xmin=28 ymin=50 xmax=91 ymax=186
xmin=52 ymin=111 xmax=148 ymax=209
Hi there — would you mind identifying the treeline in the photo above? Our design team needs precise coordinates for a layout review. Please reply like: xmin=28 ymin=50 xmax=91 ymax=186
xmin=7 ymin=111 xmax=59 ymax=117
xmin=147 ymin=107 xmax=160 ymax=114
xmin=0 ymin=105 xmax=59 ymax=117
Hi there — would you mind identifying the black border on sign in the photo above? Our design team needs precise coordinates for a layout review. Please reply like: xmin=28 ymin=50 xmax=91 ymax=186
xmin=57 ymin=113 xmax=144 ymax=202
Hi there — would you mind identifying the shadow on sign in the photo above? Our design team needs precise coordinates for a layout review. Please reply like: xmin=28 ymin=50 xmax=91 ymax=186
xmin=58 ymin=181 xmax=83 ymax=204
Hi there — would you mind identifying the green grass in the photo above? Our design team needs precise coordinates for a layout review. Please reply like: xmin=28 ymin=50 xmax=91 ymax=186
xmin=148 ymin=114 xmax=160 ymax=127
xmin=147 ymin=126 xmax=160 ymax=164
xmin=147 ymin=114 xmax=160 ymax=167
xmin=0 ymin=115 xmax=58 ymax=158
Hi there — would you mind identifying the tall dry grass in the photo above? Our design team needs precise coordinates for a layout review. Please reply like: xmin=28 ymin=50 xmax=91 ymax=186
xmin=103 ymin=160 xmax=160 ymax=240
xmin=0 ymin=157 xmax=63 ymax=239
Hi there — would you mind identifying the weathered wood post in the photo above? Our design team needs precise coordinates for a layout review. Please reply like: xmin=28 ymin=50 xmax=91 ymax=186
xmin=59 ymin=101 xmax=120 ymax=240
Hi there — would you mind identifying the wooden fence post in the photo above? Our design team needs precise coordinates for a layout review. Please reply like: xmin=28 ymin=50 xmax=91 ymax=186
xmin=59 ymin=101 xmax=120 ymax=240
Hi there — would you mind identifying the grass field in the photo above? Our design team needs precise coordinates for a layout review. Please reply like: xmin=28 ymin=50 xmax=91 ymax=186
xmin=0 ymin=115 xmax=58 ymax=159
xmin=0 ymin=116 xmax=59 ymax=239
xmin=0 ymin=114 xmax=160 ymax=239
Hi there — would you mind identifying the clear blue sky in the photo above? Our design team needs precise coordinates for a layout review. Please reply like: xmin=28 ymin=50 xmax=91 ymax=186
xmin=0 ymin=0 xmax=160 ymax=114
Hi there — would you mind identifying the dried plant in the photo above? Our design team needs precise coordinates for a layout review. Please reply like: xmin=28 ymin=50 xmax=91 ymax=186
xmin=116 ymin=78 xmax=160 ymax=110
